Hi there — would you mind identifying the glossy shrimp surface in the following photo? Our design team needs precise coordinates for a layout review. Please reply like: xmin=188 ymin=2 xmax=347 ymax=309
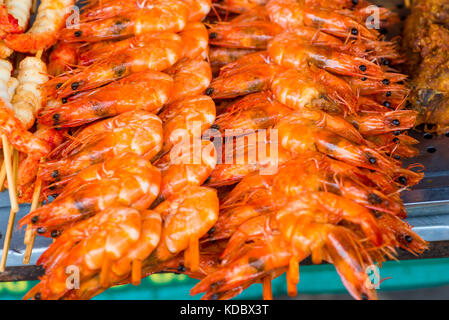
xmin=39 ymin=71 xmax=173 ymax=127
xmin=39 ymin=110 xmax=163 ymax=182
xmin=47 ymin=36 xmax=182 ymax=98
xmin=19 ymin=153 xmax=161 ymax=237
xmin=62 ymin=0 xmax=188 ymax=42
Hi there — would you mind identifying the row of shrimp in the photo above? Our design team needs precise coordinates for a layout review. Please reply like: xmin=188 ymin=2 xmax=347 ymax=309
xmin=16 ymin=0 xmax=227 ymax=300
xmin=0 ymin=0 xmax=77 ymax=200
xmin=13 ymin=0 xmax=427 ymax=301
xmin=182 ymin=0 xmax=427 ymax=300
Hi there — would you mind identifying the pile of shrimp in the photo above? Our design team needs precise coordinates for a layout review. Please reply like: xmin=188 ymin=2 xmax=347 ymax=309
xmin=12 ymin=0 xmax=427 ymax=301
xmin=17 ymin=0 xmax=222 ymax=300
xmin=188 ymin=0 xmax=427 ymax=300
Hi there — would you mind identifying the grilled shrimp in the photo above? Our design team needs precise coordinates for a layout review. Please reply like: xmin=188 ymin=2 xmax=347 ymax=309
xmin=0 ymin=59 xmax=50 ymax=157
xmin=208 ymin=20 xmax=283 ymax=49
xmin=28 ymin=186 xmax=218 ymax=300
xmin=48 ymin=42 xmax=78 ymax=76
xmin=158 ymin=95 xmax=216 ymax=153
xmin=222 ymin=153 xmax=406 ymax=216
xmin=207 ymin=51 xmax=282 ymax=99
xmin=365 ymin=133 xmax=419 ymax=159
xmin=207 ymin=139 xmax=293 ymax=187
xmin=275 ymin=112 xmax=399 ymax=173
xmin=0 ymin=3 xmax=22 ymax=33
xmin=213 ymin=0 xmax=267 ymax=13
xmin=154 ymin=140 xmax=217 ymax=200
xmin=214 ymin=91 xmax=292 ymax=132
xmin=192 ymin=204 xmax=378 ymax=300
xmin=271 ymin=67 xmax=358 ymax=115
xmin=47 ymin=36 xmax=182 ymax=98
xmin=268 ymin=32 xmax=386 ymax=80
xmin=183 ymin=0 xmax=211 ymax=22
xmin=3 ymin=0 xmax=75 ymax=53
xmin=17 ymin=125 xmax=65 ymax=203
xmin=39 ymin=111 xmax=163 ymax=182
xmin=152 ymin=186 xmax=219 ymax=272
xmin=347 ymin=110 xmax=418 ymax=136
xmin=19 ymin=153 xmax=161 ymax=237
xmin=78 ymin=32 xmax=181 ymax=66
xmin=39 ymin=71 xmax=173 ymax=127
xmin=165 ymin=57 xmax=212 ymax=103
xmin=180 ymin=22 xmax=209 ymax=59
xmin=266 ymin=0 xmax=378 ymax=40
xmin=61 ymin=1 xmax=188 ymax=42
xmin=209 ymin=47 xmax=257 ymax=75
xmin=24 ymin=207 xmax=146 ymax=300
xmin=12 ymin=57 xmax=48 ymax=129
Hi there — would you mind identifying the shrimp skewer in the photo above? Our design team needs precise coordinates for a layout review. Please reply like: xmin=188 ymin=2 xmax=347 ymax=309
xmin=38 ymin=110 xmax=163 ymax=183
xmin=25 ymin=186 xmax=219 ymax=300
xmin=60 ymin=2 xmax=188 ymax=42
xmin=19 ymin=153 xmax=161 ymax=237
xmin=3 ymin=0 xmax=75 ymax=53
xmin=39 ymin=71 xmax=173 ymax=127
xmin=46 ymin=37 xmax=182 ymax=98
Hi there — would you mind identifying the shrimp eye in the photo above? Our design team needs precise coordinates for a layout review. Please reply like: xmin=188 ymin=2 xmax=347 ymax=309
xmin=34 ymin=293 xmax=41 ymax=300
xmin=37 ymin=227 xmax=46 ymax=234
xmin=383 ymin=101 xmax=391 ymax=108
xmin=51 ymin=230 xmax=61 ymax=238
xmin=382 ymin=59 xmax=390 ymax=66
xmin=207 ymin=227 xmax=215 ymax=235
xmin=368 ymin=193 xmax=382 ymax=204
xmin=56 ymin=83 xmax=62 ymax=89
xmin=361 ymin=77 xmax=367 ymax=81
xmin=205 ymin=87 xmax=214 ymax=95
xmin=53 ymin=113 xmax=60 ymax=124
xmin=393 ymin=130 xmax=401 ymax=136
xmin=71 ymin=82 xmax=79 ymax=90
xmin=361 ymin=293 xmax=369 ymax=300
xmin=392 ymin=119 xmax=400 ymax=126
xmin=382 ymin=79 xmax=390 ymax=85
xmin=209 ymin=32 xmax=218 ymax=39
xmin=359 ymin=65 xmax=367 ymax=72
xmin=398 ymin=176 xmax=407 ymax=185
xmin=177 ymin=264 xmax=186 ymax=272
xmin=405 ymin=235 xmax=413 ymax=243
xmin=351 ymin=0 xmax=358 ymax=5
xmin=392 ymin=138 xmax=399 ymax=143
xmin=386 ymin=91 xmax=392 ymax=97
xmin=368 ymin=157 xmax=377 ymax=164
xmin=74 ymin=31 xmax=82 ymax=37
xmin=393 ymin=154 xmax=401 ymax=160
xmin=210 ymin=293 xmax=220 ymax=300
xmin=62 ymin=98 xmax=68 ymax=104
xmin=351 ymin=28 xmax=358 ymax=35
xmin=31 ymin=216 xmax=39 ymax=224
xmin=51 ymin=170 xmax=59 ymax=178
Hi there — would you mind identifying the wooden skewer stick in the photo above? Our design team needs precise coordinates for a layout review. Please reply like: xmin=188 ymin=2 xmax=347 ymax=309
xmin=23 ymin=159 xmax=43 ymax=264
xmin=31 ymin=0 xmax=38 ymax=15
xmin=0 ymin=160 xmax=6 ymax=192
xmin=0 ymin=135 xmax=19 ymax=272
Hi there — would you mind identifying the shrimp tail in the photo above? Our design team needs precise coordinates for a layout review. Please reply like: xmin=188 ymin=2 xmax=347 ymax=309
xmin=3 ymin=33 xmax=58 ymax=53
